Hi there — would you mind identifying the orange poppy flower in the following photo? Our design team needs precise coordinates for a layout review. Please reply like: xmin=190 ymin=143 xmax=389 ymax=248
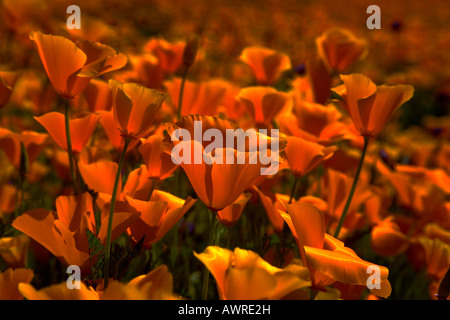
xmin=411 ymin=236 xmax=450 ymax=283
xmin=18 ymin=265 xmax=181 ymax=300
xmin=216 ymin=193 xmax=251 ymax=227
xmin=284 ymin=136 xmax=336 ymax=177
xmin=335 ymin=73 xmax=414 ymax=137
xmin=164 ymin=115 xmax=284 ymax=211
xmin=121 ymin=165 xmax=155 ymax=201
xmin=0 ymin=71 xmax=20 ymax=107
xmin=30 ymin=31 xmax=127 ymax=99
xmin=370 ymin=216 xmax=410 ymax=257
xmin=78 ymin=160 xmax=121 ymax=206
xmin=138 ymin=134 xmax=178 ymax=181
xmin=0 ymin=128 xmax=49 ymax=170
xmin=323 ymin=168 xmax=372 ymax=234
xmin=125 ymin=190 xmax=196 ymax=247
xmin=316 ymin=27 xmax=368 ymax=73
xmin=115 ymin=53 xmax=166 ymax=91
xmin=239 ymin=46 xmax=291 ymax=85
xmin=98 ymin=109 xmax=125 ymax=151
xmin=0 ymin=268 xmax=34 ymax=300
xmin=34 ymin=111 xmax=99 ymax=153
xmin=237 ymin=86 xmax=292 ymax=126
xmin=163 ymin=78 xmax=229 ymax=117
xmin=73 ymin=78 xmax=112 ymax=112
xmin=252 ymin=186 xmax=286 ymax=233
xmin=0 ymin=234 xmax=29 ymax=268
xmin=110 ymin=79 xmax=166 ymax=139
xmin=194 ymin=246 xmax=311 ymax=300
xmin=143 ymin=37 xmax=185 ymax=75
xmin=279 ymin=99 xmax=349 ymax=144
xmin=280 ymin=202 xmax=392 ymax=298
xmin=12 ymin=192 xmax=139 ymax=274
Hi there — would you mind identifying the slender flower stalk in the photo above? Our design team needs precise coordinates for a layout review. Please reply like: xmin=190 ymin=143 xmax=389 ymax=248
xmin=177 ymin=66 xmax=188 ymax=120
xmin=334 ymin=135 xmax=370 ymax=238
xmin=103 ymin=136 xmax=132 ymax=288
xmin=288 ymin=176 xmax=299 ymax=204
xmin=63 ymin=98 xmax=80 ymax=194
xmin=202 ymin=209 xmax=218 ymax=300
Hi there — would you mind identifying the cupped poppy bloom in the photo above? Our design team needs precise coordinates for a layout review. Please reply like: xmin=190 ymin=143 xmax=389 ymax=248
xmin=334 ymin=73 xmax=414 ymax=137
xmin=0 ymin=268 xmax=34 ymax=300
xmin=138 ymin=134 xmax=178 ymax=181
xmin=73 ymin=78 xmax=112 ymax=112
xmin=18 ymin=265 xmax=181 ymax=300
xmin=0 ymin=71 xmax=20 ymax=107
xmin=216 ymin=193 xmax=251 ymax=227
xmin=143 ymin=37 xmax=185 ymax=75
xmin=163 ymin=77 xmax=229 ymax=117
xmin=370 ymin=216 xmax=410 ymax=257
xmin=284 ymin=136 xmax=336 ymax=177
xmin=194 ymin=246 xmax=311 ymax=300
xmin=29 ymin=31 xmax=127 ymax=99
xmin=252 ymin=186 xmax=286 ymax=233
xmin=0 ymin=234 xmax=29 ymax=268
xmin=410 ymin=236 xmax=450 ymax=283
xmin=164 ymin=114 xmax=285 ymax=211
xmin=98 ymin=109 xmax=125 ymax=151
xmin=279 ymin=202 xmax=392 ymax=298
xmin=110 ymin=79 xmax=167 ymax=139
xmin=0 ymin=128 xmax=49 ymax=170
xmin=125 ymin=190 xmax=197 ymax=247
xmin=12 ymin=192 xmax=139 ymax=274
xmin=278 ymin=99 xmax=349 ymax=144
xmin=323 ymin=168 xmax=372 ymax=234
xmin=34 ymin=111 xmax=99 ymax=153
xmin=239 ymin=46 xmax=292 ymax=85
xmin=316 ymin=27 xmax=368 ymax=73
xmin=237 ymin=86 xmax=292 ymax=126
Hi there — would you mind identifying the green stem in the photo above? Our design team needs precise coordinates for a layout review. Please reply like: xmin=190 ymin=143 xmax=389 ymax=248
xmin=289 ymin=176 xmax=299 ymax=204
xmin=176 ymin=66 xmax=188 ymax=120
xmin=103 ymin=137 xmax=131 ymax=289
xmin=333 ymin=136 xmax=370 ymax=238
xmin=202 ymin=209 xmax=217 ymax=300
xmin=64 ymin=99 xmax=79 ymax=194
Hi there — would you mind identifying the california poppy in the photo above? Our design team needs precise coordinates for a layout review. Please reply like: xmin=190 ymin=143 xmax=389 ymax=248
xmin=12 ymin=192 xmax=139 ymax=274
xmin=237 ymin=86 xmax=291 ymax=127
xmin=316 ymin=27 xmax=368 ymax=73
xmin=73 ymin=78 xmax=112 ymax=112
xmin=194 ymin=246 xmax=311 ymax=300
xmin=0 ymin=71 xmax=20 ymax=107
xmin=0 ymin=234 xmax=29 ymax=268
xmin=125 ymin=190 xmax=197 ymax=247
xmin=0 ymin=268 xmax=34 ymax=300
xmin=370 ymin=216 xmax=410 ymax=257
xmin=110 ymin=79 xmax=166 ymax=140
xmin=239 ymin=46 xmax=291 ymax=85
xmin=280 ymin=202 xmax=392 ymax=298
xmin=334 ymin=73 xmax=414 ymax=137
xmin=216 ymin=193 xmax=251 ymax=227
xmin=163 ymin=78 xmax=229 ymax=117
xmin=34 ymin=111 xmax=99 ymax=153
xmin=18 ymin=265 xmax=181 ymax=300
xmin=284 ymin=136 xmax=336 ymax=177
xmin=138 ymin=134 xmax=178 ymax=181
xmin=164 ymin=115 xmax=284 ymax=211
xmin=30 ymin=31 xmax=127 ymax=99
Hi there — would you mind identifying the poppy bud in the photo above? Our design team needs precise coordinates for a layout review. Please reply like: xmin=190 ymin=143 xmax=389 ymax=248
xmin=182 ymin=34 xmax=200 ymax=68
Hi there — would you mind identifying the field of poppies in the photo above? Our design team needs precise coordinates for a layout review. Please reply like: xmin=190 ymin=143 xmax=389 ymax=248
xmin=0 ymin=0 xmax=449 ymax=301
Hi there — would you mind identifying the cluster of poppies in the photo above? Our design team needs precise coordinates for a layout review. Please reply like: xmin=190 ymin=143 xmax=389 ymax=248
xmin=0 ymin=0 xmax=449 ymax=300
